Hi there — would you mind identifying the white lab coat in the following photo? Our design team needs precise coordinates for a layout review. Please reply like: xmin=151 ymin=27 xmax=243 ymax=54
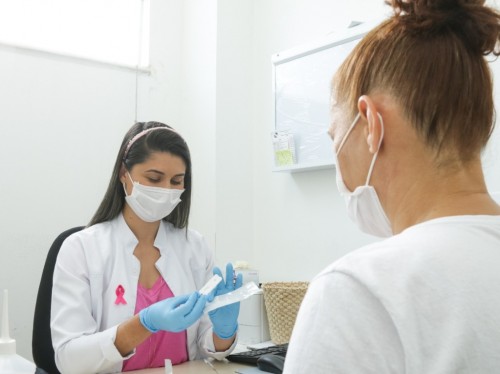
xmin=51 ymin=214 xmax=235 ymax=374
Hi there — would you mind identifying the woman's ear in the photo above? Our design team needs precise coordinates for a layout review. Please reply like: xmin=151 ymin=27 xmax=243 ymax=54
xmin=358 ymin=95 xmax=383 ymax=154
xmin=119 ymin=164 xmax=127 ymax=184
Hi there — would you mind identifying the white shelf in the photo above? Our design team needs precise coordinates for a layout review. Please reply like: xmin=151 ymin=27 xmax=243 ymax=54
xmin=271 ymin=19 xmax=384 ymax=173
xmin=273 ymin=160 xmax=335 ymax=173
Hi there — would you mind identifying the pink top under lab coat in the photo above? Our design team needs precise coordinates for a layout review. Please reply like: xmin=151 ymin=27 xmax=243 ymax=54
xmin=122 ymin=277 xmax=188 ymax=371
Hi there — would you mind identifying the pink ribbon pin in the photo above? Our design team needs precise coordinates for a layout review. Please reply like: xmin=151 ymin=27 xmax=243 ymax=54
xmin=115 ymin=285 xmax=127 ymax=305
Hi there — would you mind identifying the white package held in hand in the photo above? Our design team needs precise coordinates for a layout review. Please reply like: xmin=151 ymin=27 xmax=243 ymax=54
xmin=204 ymin=281 xmax=260 ymax=314
xmin=199 ymin=274 xmax=222 ymax=295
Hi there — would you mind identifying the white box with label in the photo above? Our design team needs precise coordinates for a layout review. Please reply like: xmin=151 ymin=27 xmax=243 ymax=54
xmin=238 ymin=289 xmax=270 ymax=345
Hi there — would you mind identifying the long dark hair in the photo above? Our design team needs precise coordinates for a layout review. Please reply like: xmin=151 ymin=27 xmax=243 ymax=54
xmin=88 ymin=121 xmax=192 ymax=229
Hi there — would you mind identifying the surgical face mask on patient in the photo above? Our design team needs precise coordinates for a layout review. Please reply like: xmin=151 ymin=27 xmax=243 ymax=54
xmin=123 ymin=172 xmax=184 ymax=222
xmin=333 ymin=113 xmax=392 ymax=237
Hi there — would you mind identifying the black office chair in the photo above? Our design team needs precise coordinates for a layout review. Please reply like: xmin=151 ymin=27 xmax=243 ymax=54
xmin=32 ymin=226 xmax=85 ymax=374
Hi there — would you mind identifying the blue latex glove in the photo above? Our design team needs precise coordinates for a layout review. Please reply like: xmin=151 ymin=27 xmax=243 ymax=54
xmin=209 ymin=263 xmax=243 ymax=339
xmin=139 ymin=292 xmax=207 ymax=333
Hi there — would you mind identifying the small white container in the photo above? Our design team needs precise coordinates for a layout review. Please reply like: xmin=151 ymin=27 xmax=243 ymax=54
xmin=164 ymin=358 xmax=173 ymax=374
xmin=234 ymin=261 xmax=259 ymax=285
xmin=0 ymin=290 xmax=36 ymax=374
xmin=238 ymin=289 xmax=270 ymax=345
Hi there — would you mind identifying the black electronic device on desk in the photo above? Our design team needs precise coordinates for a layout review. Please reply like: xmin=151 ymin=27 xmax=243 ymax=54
xmin=227 ymin=343 xmax=287 ymax=373
xmin=256 ymin=354 xmax=285 ymax=373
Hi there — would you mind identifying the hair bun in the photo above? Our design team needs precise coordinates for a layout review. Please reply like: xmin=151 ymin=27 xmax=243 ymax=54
xmin=387 ymin=0 xmax=500 ymax=56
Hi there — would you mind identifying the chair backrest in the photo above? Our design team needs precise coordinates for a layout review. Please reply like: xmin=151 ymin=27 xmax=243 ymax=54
xmin=32 ymin=226 xmax=85 ymax=374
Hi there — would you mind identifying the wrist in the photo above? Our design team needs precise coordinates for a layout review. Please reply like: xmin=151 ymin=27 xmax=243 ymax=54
xmin=139 ymin=308 xmax=158 ymax=333
xmin=213 ymin=322 xmax=238 ymax=340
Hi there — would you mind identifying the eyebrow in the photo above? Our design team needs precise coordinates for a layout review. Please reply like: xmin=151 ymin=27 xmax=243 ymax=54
xmin=145 ymin=169 xmax=185 ymax=178
xmin=145 ymin=169 xmax=164 ymax=175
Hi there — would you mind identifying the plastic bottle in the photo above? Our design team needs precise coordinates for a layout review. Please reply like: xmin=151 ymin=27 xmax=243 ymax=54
xmin=0 ymin=290 xmax=36 ymax=374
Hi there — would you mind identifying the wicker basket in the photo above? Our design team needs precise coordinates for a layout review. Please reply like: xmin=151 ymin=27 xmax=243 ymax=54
xmin=261 ymin=282 xmax=309 ymax=344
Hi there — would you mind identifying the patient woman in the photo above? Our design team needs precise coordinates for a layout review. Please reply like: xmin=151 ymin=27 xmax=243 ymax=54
xmin=285 ymin=0 xmax=500 ymax=372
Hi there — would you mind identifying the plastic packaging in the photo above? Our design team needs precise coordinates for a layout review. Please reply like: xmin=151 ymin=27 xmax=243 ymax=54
xmin=0 ymin=290 xmax=36 ymax=374
xmin=204 ymin=282 xmax=260 ymax=314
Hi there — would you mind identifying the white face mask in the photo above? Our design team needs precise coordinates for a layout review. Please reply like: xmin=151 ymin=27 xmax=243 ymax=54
xmin=123 ymin=172 xmax=184 ymax=223
xmin=333 ymin=113 xmax=392 ymax=237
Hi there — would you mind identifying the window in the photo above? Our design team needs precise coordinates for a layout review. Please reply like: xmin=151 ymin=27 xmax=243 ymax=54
xmin=0 ymin=0 xmax=150 ymax=68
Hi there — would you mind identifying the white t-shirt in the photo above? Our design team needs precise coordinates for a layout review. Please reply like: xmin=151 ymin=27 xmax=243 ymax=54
xmin=284 ymin=215 xmax=500 ymax=374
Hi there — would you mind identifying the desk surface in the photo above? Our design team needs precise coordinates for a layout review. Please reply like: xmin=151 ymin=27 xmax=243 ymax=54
xmin=126 ymin=359 xmax=256 ymax=374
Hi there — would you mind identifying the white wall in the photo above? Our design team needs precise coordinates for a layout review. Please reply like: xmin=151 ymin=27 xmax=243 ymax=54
xmin=214 ymin=0 xmax=391 ymax=282
xmin=1 ymin=0 xmax=500 ymax=362
xmin=214 ymin=0 xmax=500 ymax=284
xmin=139 ymin=0 xmax=218 ymax=247
xmin=214 ymin=0 xmax=255 ymax=264
xmin=0 ymin=0 xmax=219 ymax=360
xmin=0 ymin=47 xmax=137 ymax=360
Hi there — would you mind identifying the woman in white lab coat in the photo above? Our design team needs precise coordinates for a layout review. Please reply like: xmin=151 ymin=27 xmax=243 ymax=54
xmin=285 ymin=0 xmax=500 ymax=373
xmin=51 ymin=122 xmax=241 ymax=374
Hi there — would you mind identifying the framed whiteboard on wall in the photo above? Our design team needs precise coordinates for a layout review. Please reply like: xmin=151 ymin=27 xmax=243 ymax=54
xmin=271 ymin=19 xmax=383 ymax=172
